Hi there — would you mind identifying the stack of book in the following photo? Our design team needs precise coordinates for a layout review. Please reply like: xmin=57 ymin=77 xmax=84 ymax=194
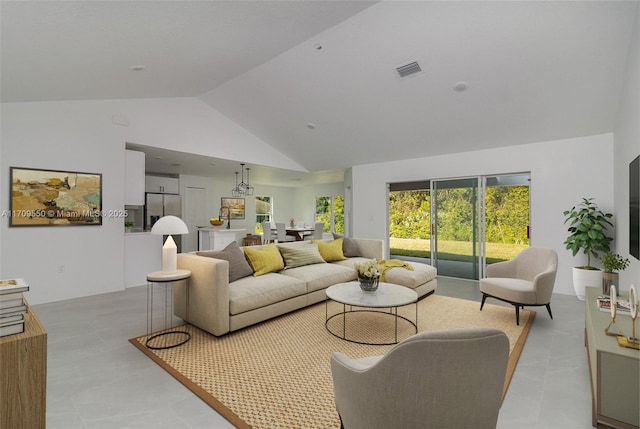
xmin=596 ymin=295 xmax=631 ymax=315
xmin=0 ymin=278 xmax=29 ymax=337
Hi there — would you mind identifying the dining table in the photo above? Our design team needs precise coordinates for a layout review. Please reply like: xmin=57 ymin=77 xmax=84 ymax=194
xmin=285 ymin=226 xmax=316 ymax=241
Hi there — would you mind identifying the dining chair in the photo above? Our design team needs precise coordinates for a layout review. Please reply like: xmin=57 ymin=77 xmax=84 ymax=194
xmin=261 ymin=222 xmax=276 ymax=244
xmin=313 ymin=222 xmax=324 ymax=240
xmin=275 ymin=223 xmax=295 ymax=243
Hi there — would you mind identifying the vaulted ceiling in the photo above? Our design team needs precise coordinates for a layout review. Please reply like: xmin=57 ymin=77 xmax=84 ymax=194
xmin=2 ymin=1 xmax=638 ymax=182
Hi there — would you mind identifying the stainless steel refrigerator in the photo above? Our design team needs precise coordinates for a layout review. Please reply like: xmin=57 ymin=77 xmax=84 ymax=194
xmin=145 ymin=192 xmax=183 ymax=251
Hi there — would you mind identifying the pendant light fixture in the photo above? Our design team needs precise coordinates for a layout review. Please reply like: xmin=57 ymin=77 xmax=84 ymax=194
xmin=231 ymin=163 xmax=254 ymax=196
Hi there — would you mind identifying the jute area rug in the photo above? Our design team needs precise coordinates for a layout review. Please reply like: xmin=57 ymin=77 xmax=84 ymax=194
xmin=130 ymin=295 xmax=534 ymax=429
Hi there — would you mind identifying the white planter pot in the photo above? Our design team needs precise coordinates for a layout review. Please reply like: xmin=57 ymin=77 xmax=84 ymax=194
xmin=572 ymin=267 xmax=603 ymax=301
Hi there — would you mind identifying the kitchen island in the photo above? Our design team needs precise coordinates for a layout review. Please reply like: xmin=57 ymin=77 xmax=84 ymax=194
xmin=197 ymin=228 xmax=245 ymax=251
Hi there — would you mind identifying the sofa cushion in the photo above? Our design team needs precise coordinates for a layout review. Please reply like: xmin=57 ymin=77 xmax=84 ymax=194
xmin=312 ymin=238 xmax=348 ymax=262
xmin=196 ymin=241 xmax=254 ymax=283
xmin=332 ymin=257 xmax=375 ymax=271
xmin=243 ymin=243 xmax=285 ymax=276
xmin=278 ymin=242 xmax=326 ymax=269
xmin=333 ymin=233 xmax=362 ymax=257
xmin=480 ymin=277 xmax=537 ymax=304
xmin=281 ymin=263 xmax=356 ymax=293
xmin=382 ymin=261 xmax=437 ymax=290
xmin=229 ymin=273 xmax=307 ymax=315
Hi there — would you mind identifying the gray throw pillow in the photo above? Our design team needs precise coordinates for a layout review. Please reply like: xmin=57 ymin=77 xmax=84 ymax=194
xmin=333 ymin=233 xmax=362 ymax=257
xmin=197 ymin=241 xmax=254 ymax=283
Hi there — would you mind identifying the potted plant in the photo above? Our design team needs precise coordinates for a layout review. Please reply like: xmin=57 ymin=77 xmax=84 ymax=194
xmin=124 ymin=221 xmax=134 ymax=232
xmin=601 ymin=251 xmax=630 ymax=295
xmin=563 ymin=197 xmax=614 ymax=300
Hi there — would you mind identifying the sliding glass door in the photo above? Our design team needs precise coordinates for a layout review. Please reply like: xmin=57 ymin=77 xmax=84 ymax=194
xmin=388 ymin=173 xmax=530 ymax=281
xmin=484 ymin=174 xmax=530 ymax=265
xmin=431 ymin=178 xmax=481 ymax=280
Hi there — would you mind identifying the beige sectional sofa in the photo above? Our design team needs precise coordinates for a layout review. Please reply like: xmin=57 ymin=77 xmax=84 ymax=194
xmin=175 ymin=238 xmax=437 ymax=336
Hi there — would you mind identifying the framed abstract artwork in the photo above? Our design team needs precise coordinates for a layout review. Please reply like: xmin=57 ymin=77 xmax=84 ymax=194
xmin=9 ymin=167 xmax=103 ymax=226
xmin=221 ymin=197 xmax=245 ymax=220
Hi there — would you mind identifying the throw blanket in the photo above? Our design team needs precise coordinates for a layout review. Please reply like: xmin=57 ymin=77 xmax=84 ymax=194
xmin=378 ymin=259 xmax=413 ymax=282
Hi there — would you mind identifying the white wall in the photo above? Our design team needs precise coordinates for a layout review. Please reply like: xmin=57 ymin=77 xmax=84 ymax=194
xmin=179 ymin=174 xmax=305 ymax=251
xmin=290 ymin=182 xmax=345 ymax=228
xmin=613 ymin=4 xmax=640 ymax=291
xmin=1 ymin=98 xmax=309 ymax=304
xmin=350 ymin=133 xmax=615 ymax=297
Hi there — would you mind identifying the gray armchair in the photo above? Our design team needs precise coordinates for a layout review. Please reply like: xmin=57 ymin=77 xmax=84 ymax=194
xmin=480 ymin=246 xmax=558 ymax=325
xmin=330 ymin=328 xmax=509 ymax=429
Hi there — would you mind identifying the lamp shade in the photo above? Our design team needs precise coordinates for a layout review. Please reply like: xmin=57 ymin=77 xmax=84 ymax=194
xmin=151 ymin=215 xmax=188 ymax=235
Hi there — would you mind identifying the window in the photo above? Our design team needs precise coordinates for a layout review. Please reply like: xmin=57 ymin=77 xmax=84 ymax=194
xmin=255 ymin=196 xmax=272 ymax=233
xmin=315 ymin=195 xmax=344 ymax=234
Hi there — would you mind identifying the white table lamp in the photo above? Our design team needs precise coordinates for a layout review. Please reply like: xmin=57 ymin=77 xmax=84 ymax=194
xmin=151 ymin=215 xmax=189 ymax=274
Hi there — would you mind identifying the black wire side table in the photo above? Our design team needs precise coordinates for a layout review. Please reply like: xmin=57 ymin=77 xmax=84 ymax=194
xmin=146 ymin=269 xmax=191 ymax=350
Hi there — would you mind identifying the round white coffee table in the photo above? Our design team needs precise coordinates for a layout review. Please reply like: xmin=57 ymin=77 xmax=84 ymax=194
xmin=325 ymin=281 xmax=418 ymax=345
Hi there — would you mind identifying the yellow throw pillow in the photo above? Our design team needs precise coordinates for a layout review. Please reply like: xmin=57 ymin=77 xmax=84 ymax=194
xmin=244 ymin=243 xmax=284 ymax=276
xmin=312 ymin=238 xmax=347 ymax=262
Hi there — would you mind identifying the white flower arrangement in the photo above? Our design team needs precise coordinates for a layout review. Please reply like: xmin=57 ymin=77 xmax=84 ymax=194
xmin=355 ymin=259 xmax=381 ymax=280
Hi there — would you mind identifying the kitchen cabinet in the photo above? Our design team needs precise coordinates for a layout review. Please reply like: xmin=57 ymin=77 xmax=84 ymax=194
xmin=125 ymin=232 xmax=163 ymax=287
xmin=145 ymin=175 xmax=179 ymax=194
xmin=125 ymin=150 xmax=145 ymax=205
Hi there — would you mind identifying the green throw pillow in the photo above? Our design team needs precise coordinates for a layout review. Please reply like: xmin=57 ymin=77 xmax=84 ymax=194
xmin=196 ymin=241 xmax=254 ymax=283
xmin=312 ymin=238 xmax=347 ymax=262
xmin=278 ymin=243 xmax=326 ymax=269
xmin=243 ymin=243 xmax=285 ymax=276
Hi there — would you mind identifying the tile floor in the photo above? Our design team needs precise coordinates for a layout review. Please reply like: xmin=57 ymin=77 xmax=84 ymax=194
xmin=34 ymin=277 xmax=594 ymax=429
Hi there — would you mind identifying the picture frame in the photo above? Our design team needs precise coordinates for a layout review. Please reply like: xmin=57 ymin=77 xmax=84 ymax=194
xmin=9 ymin=167 xmax=103 ymax=226
xmin=221 ymin=197 xmax=245 ymax=220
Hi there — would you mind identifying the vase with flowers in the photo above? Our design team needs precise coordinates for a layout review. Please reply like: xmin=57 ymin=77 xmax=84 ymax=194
xmin=355 ymin=259 xmax=381 ymax=292
xmin=289 ymin=217 xmax=295 ymax=228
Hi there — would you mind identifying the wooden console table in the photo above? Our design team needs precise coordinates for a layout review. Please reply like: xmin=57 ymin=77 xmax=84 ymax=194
xmin=0 ymin=301 xmax=47 ymax=429
xmin=585 ymin=286 xmax=639 ymax=429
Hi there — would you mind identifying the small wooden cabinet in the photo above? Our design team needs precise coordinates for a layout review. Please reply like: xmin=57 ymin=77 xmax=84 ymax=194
xmin=585 ymin=287 xmax=639 ymax=429
xmin=0 ymin=302 xmax=47 ymax=429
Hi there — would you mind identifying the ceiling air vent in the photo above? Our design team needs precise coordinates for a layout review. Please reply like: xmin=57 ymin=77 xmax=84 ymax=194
xmin=395 ymin=61 xmax=422 ymax=78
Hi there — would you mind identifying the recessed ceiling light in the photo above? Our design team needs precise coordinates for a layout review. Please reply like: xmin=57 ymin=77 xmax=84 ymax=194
xmin=453 ymin=81 xmax=469 ymax=92
xmin=130 ymin=65 xmax=145 ymax=71
xmin=153 ymin=155 xmax=165 ymax=160
xmin=306 ymin=123 xmax=317 ymax=130
xmin=170 ymin=163 xmax=181 ymax=167
xmin=314 ymin=43 xmax=323 ymax=51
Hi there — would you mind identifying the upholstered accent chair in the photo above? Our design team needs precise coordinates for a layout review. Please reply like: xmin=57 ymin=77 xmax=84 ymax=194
xmin=330 ymin=328 xmax=509 ymax=429
xmin=480 ymin=246 xmax=558 ymax=325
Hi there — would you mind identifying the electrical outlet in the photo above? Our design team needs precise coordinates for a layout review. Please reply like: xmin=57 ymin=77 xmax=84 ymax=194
xmin=57 ymin=264 xmax=65 ymax=273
